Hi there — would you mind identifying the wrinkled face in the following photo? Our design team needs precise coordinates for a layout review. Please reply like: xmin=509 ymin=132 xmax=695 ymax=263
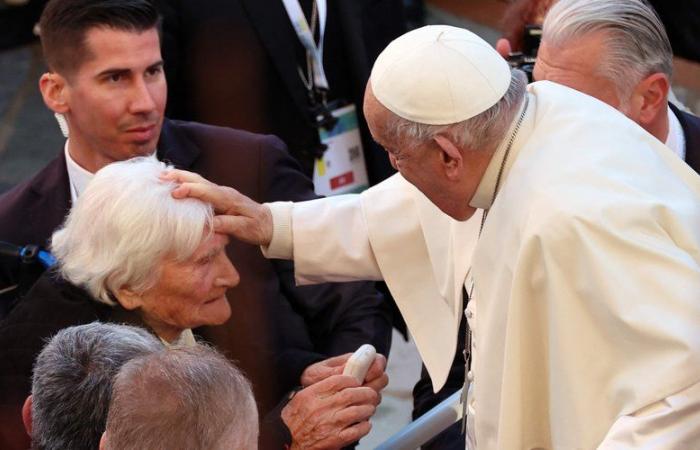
xmin=534 ymin=32 xmax=627 ymax=111
xmin=136 ymin=233 xmax=239 ymax=341
xmin=61 ymin=26 xmax=166 ymax=168
xmin=363 ymin=85 xmax=479 ymax=220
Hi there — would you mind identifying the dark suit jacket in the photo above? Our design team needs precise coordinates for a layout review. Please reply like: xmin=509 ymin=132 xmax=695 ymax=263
xmin=671 ymin=103 xmax=700 ymax=173
xmin=0 ymin=119 xmax=392 ymax=449
xmin=157 ymin=0 xmax=403 ymax=185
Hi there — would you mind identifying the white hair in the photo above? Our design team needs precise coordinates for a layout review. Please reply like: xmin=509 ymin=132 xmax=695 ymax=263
xmin=51 ymin=157 xmax=213 ymax=305
xmin=105 ymin=344 xmax=259 ymax=450
xmin=543 ymin=0 xmax=673 ymax=100
xmin=384 ymin=69 xmax=528 ymax=153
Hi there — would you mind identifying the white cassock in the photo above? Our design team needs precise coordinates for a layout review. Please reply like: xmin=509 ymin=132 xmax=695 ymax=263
xmin=264 ymin=81 xmax=700 ymax=449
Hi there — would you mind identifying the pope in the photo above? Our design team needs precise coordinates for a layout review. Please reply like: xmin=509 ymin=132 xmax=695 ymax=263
xmin=165 ymin=25 xmax=700 ymax=449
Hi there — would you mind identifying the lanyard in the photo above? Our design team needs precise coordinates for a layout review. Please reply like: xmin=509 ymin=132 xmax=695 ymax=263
xmin=281 ymin=0 xmax=329 ymax=91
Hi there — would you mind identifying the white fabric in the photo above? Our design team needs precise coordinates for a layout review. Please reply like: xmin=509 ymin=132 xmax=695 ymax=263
xmin=598 ymin=379 xmax=700 ymax=449
xmin=666 ymin=105 xmax=686 ymax=161
xmin=159 ymin=328 xmax=197 ymax=347
xmin=370 ymin=25 xmax=511 ymax=125
xmin=65 ymin=140 xmax=94 ymax=203
xmin=469 ymin=81 xmax=700 ymax=449
xmin=265 ymin=173 xmax=481 ymax=390
xmin=264 ymin=81 xmax=700 ymax=448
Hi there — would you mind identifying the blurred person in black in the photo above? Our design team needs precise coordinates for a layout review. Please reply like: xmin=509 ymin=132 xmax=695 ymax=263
xmin=156 ymin=0 xmax=404 ymax=185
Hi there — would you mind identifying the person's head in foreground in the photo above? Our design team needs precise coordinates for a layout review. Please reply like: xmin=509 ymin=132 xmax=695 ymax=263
xmin=38 ymin=0 xmax=166 ymax=172
xmin=535 ymin=0 xmax=673 ymax=141
xmin=23 ymin=323 xmax=162 ymax=450
xmin=364 ymin=25 xmax=527 ymax=221
xmin=51 ymin=157 xmax=240 ymax=343
xmin=100 ymin=344 xmax=258 ymax=450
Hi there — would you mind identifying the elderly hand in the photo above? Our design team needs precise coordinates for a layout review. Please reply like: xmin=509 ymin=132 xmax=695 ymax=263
xmin=301 ymin=353 xmax=389 ymax=394
xmin=162 ymin=169 xmax=273 ymax=246
xmin=282 ymin=374 xmax=380 ymax=449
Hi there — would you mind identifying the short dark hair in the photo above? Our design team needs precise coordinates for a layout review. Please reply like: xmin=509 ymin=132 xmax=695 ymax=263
xmin=38 ymin=0 xmax=160 ymax=75
xmin=31 ymin=323 xmax=162 ymax=450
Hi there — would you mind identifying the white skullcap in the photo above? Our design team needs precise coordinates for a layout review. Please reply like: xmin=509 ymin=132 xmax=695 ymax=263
xmin=370 ymin=25 xmax=511 ymax=125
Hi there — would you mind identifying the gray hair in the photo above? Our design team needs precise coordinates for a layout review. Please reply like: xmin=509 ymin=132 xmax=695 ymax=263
xmin=385 ymin=69 xmax=528 ymax=153
xmin=104 ymin=344 xmax=259 ymax=450
xmin=30 ymin=323 xmax=162 ymax=450
xmin=543 ymin=0 xmax=673 ymax=100
xmin=51 ymin=157 xmax=214 ymax=305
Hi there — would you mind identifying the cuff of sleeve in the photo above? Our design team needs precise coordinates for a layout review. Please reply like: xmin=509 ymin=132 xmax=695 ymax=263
xmin=261 ymin=201 xmax=294 ymax=260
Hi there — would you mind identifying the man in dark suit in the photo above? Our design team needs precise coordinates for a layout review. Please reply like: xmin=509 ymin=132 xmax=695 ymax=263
xmin=157 ymin=0 xmax=404 ymax=184
xmin=0 ymin=1 xmax=391 ymax=449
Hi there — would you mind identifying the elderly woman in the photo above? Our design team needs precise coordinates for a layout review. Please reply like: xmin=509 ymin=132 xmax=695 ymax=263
xmin=0 ymin=158 xmax=385 ymax=450
xmin=50 ymin=157 xmax=239 ymax=344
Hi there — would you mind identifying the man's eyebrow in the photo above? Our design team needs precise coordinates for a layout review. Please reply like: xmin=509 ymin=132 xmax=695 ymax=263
xmin=95 ymin=60 xmax=164 ymax=79
xmin=96 ymin=67 xmax=131 ymax=79
xmin=147 ymin=60 xmax=164 ymax=70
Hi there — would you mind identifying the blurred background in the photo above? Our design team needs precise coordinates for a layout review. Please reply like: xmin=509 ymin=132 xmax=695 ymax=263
xmin=1 ymin=0 xmax=698 ymax=446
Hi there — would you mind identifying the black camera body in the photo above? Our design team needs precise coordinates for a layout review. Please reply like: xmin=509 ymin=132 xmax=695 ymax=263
xmin=506 ymin=25 xmax=542 ymax=82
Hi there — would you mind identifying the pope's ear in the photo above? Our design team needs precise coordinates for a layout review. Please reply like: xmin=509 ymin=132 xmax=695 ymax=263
xmin=433 ymin=134 xmax=463 ymax=181
xmin=39 ymin=72 xmax=69 ymax=114
xmin=113 ymin=287 xmax=143 ymax=311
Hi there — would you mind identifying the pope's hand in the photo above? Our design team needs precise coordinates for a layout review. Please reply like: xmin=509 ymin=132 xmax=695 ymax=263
xmin=162 ymin=169 xmax=273 ymax=245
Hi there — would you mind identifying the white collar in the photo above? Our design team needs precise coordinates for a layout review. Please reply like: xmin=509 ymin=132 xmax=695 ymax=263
xmin=160 ymin=329 xmax=197 ymax=347
xmin=666 ymin=105 xmax=686 ymax=161
xmin=64 ymin=140 xmax=95 ymax=204
xmin=64 ymin=142 xmax=159 ymax=202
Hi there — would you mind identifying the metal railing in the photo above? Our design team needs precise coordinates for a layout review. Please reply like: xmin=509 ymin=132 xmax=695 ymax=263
xmin=376 ymin=388 xmax=463 ymax=450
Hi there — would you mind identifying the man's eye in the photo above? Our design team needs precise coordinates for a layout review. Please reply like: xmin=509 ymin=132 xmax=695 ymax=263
xmin=146 ymin=66 xmax=163 ymax=78
xmin=108 ymin=73 xmax=122 ymax=83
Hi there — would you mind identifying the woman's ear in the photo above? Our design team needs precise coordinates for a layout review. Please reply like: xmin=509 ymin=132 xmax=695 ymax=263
xmin=114 ymin=287 xmax=143 ymax=311
xmin=39 ymin=72 xmax=69 ymax=114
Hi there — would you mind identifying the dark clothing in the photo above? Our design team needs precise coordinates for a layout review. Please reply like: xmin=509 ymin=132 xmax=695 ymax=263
xmin=648 ymin=1 xmax=700 ymax=63
xmin=412 ymin=315 xmax=466 ymax=450
xmin=671 ymin=103 xmax=700 ymax=173
xmin=157 ymin=0 xmax=404 ymax=184
xmin=0 ymin=119 xmax=392 ymax=449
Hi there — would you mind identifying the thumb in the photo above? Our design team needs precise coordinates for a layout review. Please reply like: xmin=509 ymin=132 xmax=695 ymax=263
xmin=496 ymin=38 xmax=512 ymax=58
xmin=212 ymin=216 xmax=261 ymax=244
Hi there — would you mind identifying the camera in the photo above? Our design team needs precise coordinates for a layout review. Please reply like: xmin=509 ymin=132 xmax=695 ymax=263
xmin=506 ymin=25 xmax=542 ymax=82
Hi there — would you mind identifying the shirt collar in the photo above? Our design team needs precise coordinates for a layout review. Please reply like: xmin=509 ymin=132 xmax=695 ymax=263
xmin=64 ymin=140 xmax=159 ymax=202
xmin=160 ymin=329 xmax=197 ymax=347
xmin=469 ymin=93 xmax=534 ymax=210
xmin=666 ymin=105 xmax=686 ymax=161
xmin=64 ymin=140 xmax=95 ymax=203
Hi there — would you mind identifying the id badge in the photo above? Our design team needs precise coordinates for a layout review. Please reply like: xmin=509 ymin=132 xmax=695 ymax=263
xmin=313 ymin=104 xmax=369 ymax=196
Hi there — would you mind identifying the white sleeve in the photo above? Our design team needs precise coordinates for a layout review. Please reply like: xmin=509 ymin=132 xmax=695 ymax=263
xmin=598 ymin=379 xmax=700 ymax=449
xmin=290 ymin=194 xmax=383 ymax=285
xmin=261 ymin=201 xmax=294 ymax=260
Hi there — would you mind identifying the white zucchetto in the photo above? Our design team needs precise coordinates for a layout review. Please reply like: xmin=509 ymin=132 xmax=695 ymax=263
xmin=370 ymin=25 xmax=511 ymax=125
